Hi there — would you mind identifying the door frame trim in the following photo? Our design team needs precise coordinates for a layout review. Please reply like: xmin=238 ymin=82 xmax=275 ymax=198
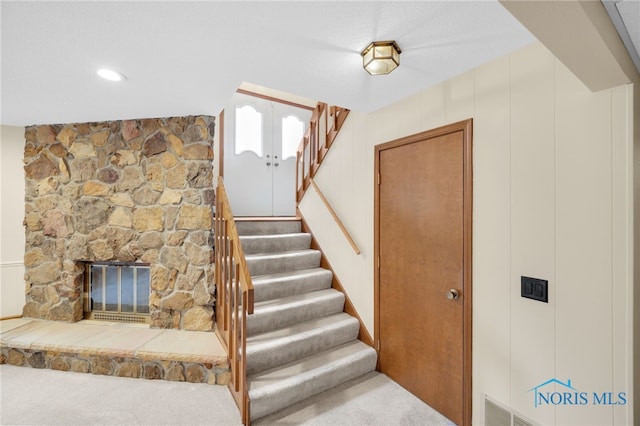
xmin=373 ymin=118 xmax=473 ymax=426
xmin=236 ymin=88 xmax=315 ymax=111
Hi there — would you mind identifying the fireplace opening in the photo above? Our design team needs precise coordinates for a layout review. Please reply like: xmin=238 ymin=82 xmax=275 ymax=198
xmin=84 ymin=262 xmax=150 ymax=324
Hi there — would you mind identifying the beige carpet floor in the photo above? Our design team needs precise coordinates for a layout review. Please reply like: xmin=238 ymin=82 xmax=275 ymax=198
xmin=0 ymin=365 xmax=454 ymax=425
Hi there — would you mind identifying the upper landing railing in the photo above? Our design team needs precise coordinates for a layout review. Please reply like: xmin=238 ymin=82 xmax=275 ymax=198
xmin=295 ymin=104 xmax=360 ymax=254
xmin=296 ymin=103 xmax=349 ymax=202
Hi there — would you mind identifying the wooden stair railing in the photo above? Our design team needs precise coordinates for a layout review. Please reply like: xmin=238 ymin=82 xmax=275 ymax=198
xmin=214 ymin=101 xmax=349 ymax=424
xmin=296 ymin=103 xmax=349 ymax=202
xmin=214 ymin=176 xmax=254 ymax=425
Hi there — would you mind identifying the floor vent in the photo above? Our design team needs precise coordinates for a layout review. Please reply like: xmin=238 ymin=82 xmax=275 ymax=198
xmin=485 ymin=396 xmax=536 ymax=426
xmin=91 ymin=312 xmax=149 ymax=324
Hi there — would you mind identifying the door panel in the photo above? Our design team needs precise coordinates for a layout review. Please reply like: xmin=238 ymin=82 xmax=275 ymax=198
xmin=272 ymin=104 xmax=309 ymax=216
xmin=225 ymin=94 xmax=273 ymax=216
xmin=224 ymin=92 xmax=311 ymax=216
xmin=376 ymin=120 xmax=472 ymax=426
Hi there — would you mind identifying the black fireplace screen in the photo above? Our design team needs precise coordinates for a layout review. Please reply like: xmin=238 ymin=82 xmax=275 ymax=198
xmin=89 ymin=262 xmax=150 ymax=315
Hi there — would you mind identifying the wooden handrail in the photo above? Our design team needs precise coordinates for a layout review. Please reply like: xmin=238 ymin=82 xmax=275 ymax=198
xmin=214 ymin=176 xmax=254 ymax=425
xmin=309 ymin=179 xmax=361 ymax=255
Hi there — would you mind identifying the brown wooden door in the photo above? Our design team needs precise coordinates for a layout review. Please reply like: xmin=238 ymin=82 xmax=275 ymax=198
xmin=375 ymin=120 xmax=472 ymax=426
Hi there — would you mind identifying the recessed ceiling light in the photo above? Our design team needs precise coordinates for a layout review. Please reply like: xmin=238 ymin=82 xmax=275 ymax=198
xmin=97 ymin=68 xmax=126 ymax=82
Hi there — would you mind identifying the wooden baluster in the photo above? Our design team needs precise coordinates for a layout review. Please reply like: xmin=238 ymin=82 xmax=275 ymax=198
xmin=318 ymin=105 xmax=328 ymax=164
xmin=233 ymin=253 xmax=240 ymax=392
xmin=225 ymin=219 xmax=231 ymax=339
xmin=214 ymin=177 xmax=255 ymax=425
xmin=303 ymin=135 xmax=311 ymax=191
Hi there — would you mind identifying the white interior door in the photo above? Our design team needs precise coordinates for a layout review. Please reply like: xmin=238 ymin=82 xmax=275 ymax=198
xmin=224 ymin=93 xmax=273 ymax=216
xmin=272 ymin=103 xmax=310 ymax=216
xmin=224 ymin=92 xmax=311 ymax=217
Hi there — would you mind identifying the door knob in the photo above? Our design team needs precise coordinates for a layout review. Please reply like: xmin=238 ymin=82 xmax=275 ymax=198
xmin=274 ymin=162 xmax=279 ymax=167
xmin=266 ymin=162 xmax=272 ymax=166
xmin=447 ymin=289 xmax=459 ymax=300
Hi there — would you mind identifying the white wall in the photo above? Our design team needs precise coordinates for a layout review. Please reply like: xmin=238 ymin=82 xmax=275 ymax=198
xmin=0 ymin=125 xmax=26 ymax=318
xmin=299 ymin=42 xmax=633 ymax=426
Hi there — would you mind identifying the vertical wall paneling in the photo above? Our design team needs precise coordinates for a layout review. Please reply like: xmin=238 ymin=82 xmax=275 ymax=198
xmin=349 ymin=113 xmax=370 ymax=303
xmin=301 ymin=110 xmax=376 ymax=332
xmin=0 ymin=126 xmax=26 ymax=262
xmin=555 ymin=59 xmax=614 ymax=426
xmin=298 ymin=42 xmax=633 ymax=426
xmin=611 ymin=84 xmax=633 ymax=426
xmin=508 ymin=43 xmax=556 ymax=425
xmin=212 ymin=112 xmax=221 ymax=180
xmin=472 ymin=55 xmax=512 ymax=422
xmin=421 ymin=84 xmax=447 ymax=132
xmin=349 ymin=112 xmax=370 ymax=247
xmin=398 ymin=91 xmax=425 ymax=137
xmin=380 ymin=105 xmax=401 ymax=143
xmin=338 ymin=118 xmax=355 ymax=247
xmin=0 ymin=125 xmax=26 ymax=318
xmin=445 ymin=70 xmax=475 ymax=124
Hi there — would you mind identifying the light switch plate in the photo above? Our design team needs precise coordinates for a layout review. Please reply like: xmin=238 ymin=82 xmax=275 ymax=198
xmin=521 ymin=276 xmax=548 ymax=303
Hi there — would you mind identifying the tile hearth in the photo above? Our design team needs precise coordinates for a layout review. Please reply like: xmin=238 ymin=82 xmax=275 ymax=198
xmin=0 ymin=318 xmax=229 ymax=385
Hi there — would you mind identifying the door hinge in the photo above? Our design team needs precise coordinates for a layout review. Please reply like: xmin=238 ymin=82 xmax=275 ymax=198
xmin=377 ymin=256 xmax=380 ymax=268
xmin=377 ymin=173 xmax=381 ymax=185
xmin=376 ymin=340 xmax=381 ymax=351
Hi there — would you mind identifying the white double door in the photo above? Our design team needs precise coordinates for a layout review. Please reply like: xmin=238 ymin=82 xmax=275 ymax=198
xmin=224 ymin=92 xmax=312 ymax=216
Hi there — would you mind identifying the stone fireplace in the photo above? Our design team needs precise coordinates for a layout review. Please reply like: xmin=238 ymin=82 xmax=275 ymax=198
xmin=23 ymin=116 xmax=216 ymax=331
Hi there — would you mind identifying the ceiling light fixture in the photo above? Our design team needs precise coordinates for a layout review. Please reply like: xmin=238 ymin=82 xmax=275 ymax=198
xmin=361 ymin=41 xmax=401 ymax=75
xmin=97 ymin=68 xmax=126 ymax=82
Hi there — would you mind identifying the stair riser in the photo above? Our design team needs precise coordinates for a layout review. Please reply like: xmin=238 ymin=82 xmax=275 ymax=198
xmin=241 ymin=234 xmax=312 ymax=255
xmin=247 ymin=252 xmax=321 ymax=276
xmin=252 ymin=269 xmax=333 ymax=302
xmin=249 ymin=348 xmax=378 ymax=421
xmin=236 ymin=221 xmax=301 ymax=236
xmin=246 ymin=318 xmax=359 ymax=375
xmin=247 ymin=293 xmax=345 ymax=335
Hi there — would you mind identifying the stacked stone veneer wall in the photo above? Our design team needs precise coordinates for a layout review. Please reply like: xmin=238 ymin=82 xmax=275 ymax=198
xmin=0 ymin=347 xmax=230 ymax=385
xmin=22 ymin=116 xmax=216 ymax=330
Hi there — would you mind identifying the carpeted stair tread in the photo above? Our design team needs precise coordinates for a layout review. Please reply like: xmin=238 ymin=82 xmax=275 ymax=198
xmin=248 ymin=340 xmax=378 ymax=421
xmin=247 ymin=289 xmax=345 ymax=335
xmin=233 ymin=218 xmax=378 ymax=423
xmin=240 ymin=232 xmax=312 ymax=255
xmin=252 ymin=268 xmax=333 ymax=302
xmin=246 ymin=249 xmax=321 ymax=276
xmin=236 ymin=220 xmax=301 ymax=236
xmin=246 ymin=313 xmax=359 ymax=375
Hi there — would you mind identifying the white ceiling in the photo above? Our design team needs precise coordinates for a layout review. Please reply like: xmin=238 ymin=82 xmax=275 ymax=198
xmin=1 ymin=1 xmax=539 ymax=126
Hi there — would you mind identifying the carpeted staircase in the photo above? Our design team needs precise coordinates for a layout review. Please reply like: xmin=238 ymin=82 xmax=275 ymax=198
xmin=236 ymin=220 xmax=377 ymax=422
